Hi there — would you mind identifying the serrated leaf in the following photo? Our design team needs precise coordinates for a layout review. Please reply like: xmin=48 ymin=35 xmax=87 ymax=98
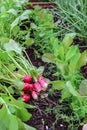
xmin=42 ymin=53 xmax=56 ymax=63
xmin=79 ymin=79 xmax=87 ymax=96
xmin=52 ymin=80 xmax=65 ymax=90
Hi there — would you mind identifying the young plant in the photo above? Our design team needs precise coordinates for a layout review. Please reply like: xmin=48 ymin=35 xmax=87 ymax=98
xmin=42 ymin=33 xmax=87 ymax=129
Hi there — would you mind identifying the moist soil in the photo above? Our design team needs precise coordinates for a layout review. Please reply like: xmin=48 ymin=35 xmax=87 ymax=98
xmin=25 ymin=39 xmax=87 ymax=130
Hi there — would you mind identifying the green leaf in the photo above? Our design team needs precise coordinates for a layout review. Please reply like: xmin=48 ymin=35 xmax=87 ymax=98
xmin=15 ymin=107 xmax=32 ymax=122
xmin=65 ymin=45 xmax=79 ymax=61
xmin=52 ymin=80 xmax=65 ymax=90
xmin=12 ymin=26 xmax=20 ymax=36
xmin=24 ymin=38 xmax=34 ymax=46
xmin=62 ymin=87 xmax=71 ymax=100
xmin=62 ymin=33 xmax=76 ymax=52
xmin=11 ymin=17 xmax=20 ymax=30
xmin=7 ymin=9 xmax=17 ymax=16
xmin=79 ymin=79 xmax=87 ymax=96
xmin=0 ymin=105 xmax=9 ymax=130
xmin=58 ymin=45 xmax=64 ymax=60
xmin=66 ymin=81 xmax=80 ymax=97
xmin=4 ymin=39 xmax=22 ymax=54
xmin=9 ymin=115 xmax=18 ymax=130
xmin=50 ymin=37 xmax=59 ymax=57
xmin=0 ymin=51 xmax=9 ymax=63
xmin=77 ymin=50 xmax=87 ymax=68
xmin=42 ymin=53 xmax=56 ymax=63
xmin=19 ymin=10 xmax=31 ymax=21
xmin=37 ymin=66 xmax=44 ymax=75
xmin=13 ymin=80 xmax=24 ymax=90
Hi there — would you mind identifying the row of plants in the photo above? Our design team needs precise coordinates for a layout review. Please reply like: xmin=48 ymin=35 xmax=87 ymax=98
xmin=0 ymin=0 xmax=49 ymax=129
xmin=0 ymin=0 xmax=87 ymax=130
xmin=52 ymin=0 xmax=87 ymax=42
xmin=43 ymin=33 xmax=87 ymax=129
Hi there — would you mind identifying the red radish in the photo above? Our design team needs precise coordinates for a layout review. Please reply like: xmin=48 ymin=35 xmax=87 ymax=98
xmin=22 ymin=94 xmax=30 ymax=102
xmin=28 ymin=84 xmax=34 ymax=90
xmin=31 ymin=91 xmax=38 ymax=100
xmin=23 ymin=75 xmax=32 ymax=83
xmin=34 ymin=82 xmax=42 ymax=92
xmin=23 ymin=83 xmax=34 ymax=91
xmin=38 ymin=76 xmax=48 ymax=91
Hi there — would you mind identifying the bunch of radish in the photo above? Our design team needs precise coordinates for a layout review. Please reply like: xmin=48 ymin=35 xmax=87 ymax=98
xmin=22 ymin=75 xmax=48 ymax=102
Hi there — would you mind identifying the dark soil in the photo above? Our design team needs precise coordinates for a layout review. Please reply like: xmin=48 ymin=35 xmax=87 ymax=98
xmin=25 ymin=39 xmax=87 ymax=130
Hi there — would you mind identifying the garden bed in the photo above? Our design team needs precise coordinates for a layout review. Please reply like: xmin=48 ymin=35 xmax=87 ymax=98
xmin=0 ymin=1 xmax=87 ymax=130
xmin=24 ymin=39 xmax=87 ymax=130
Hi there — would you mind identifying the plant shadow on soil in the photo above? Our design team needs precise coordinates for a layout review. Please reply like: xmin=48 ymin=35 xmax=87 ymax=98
xmin=25 ymin=40 xmax=87 ymax=130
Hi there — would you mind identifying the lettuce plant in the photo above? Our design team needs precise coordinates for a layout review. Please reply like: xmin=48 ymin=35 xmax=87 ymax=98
xmin=42 ymin=33 xmax=87 ymax=126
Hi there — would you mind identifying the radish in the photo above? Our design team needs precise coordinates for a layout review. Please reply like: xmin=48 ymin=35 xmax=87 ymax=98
xmin=38 ymin=76 xmax=48 ymax=91
xmin=23 ymin=75 xmax=32 ymax=83
xmin=31 ymin=91 xmax=38 ymax=100
xmin=22 ymin=94 xmax=30 ymax=102
xmin=34 ymin=82 xmax=42 ymax=92
xmin=23 ymin=83 xmax=34 ymax=91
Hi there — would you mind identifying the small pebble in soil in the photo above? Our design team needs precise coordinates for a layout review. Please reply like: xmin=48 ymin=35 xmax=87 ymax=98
xmin=45 ymin=126 xmax=53 ymax=130
xmin=60 ymin=124 xmax=63 ymax=127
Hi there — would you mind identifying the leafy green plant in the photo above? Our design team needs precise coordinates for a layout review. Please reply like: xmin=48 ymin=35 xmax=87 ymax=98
xmin=0 ymin=0 xmax=57 ymax=56
xmin=42 ymin=33 xmax=87 ymax=129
